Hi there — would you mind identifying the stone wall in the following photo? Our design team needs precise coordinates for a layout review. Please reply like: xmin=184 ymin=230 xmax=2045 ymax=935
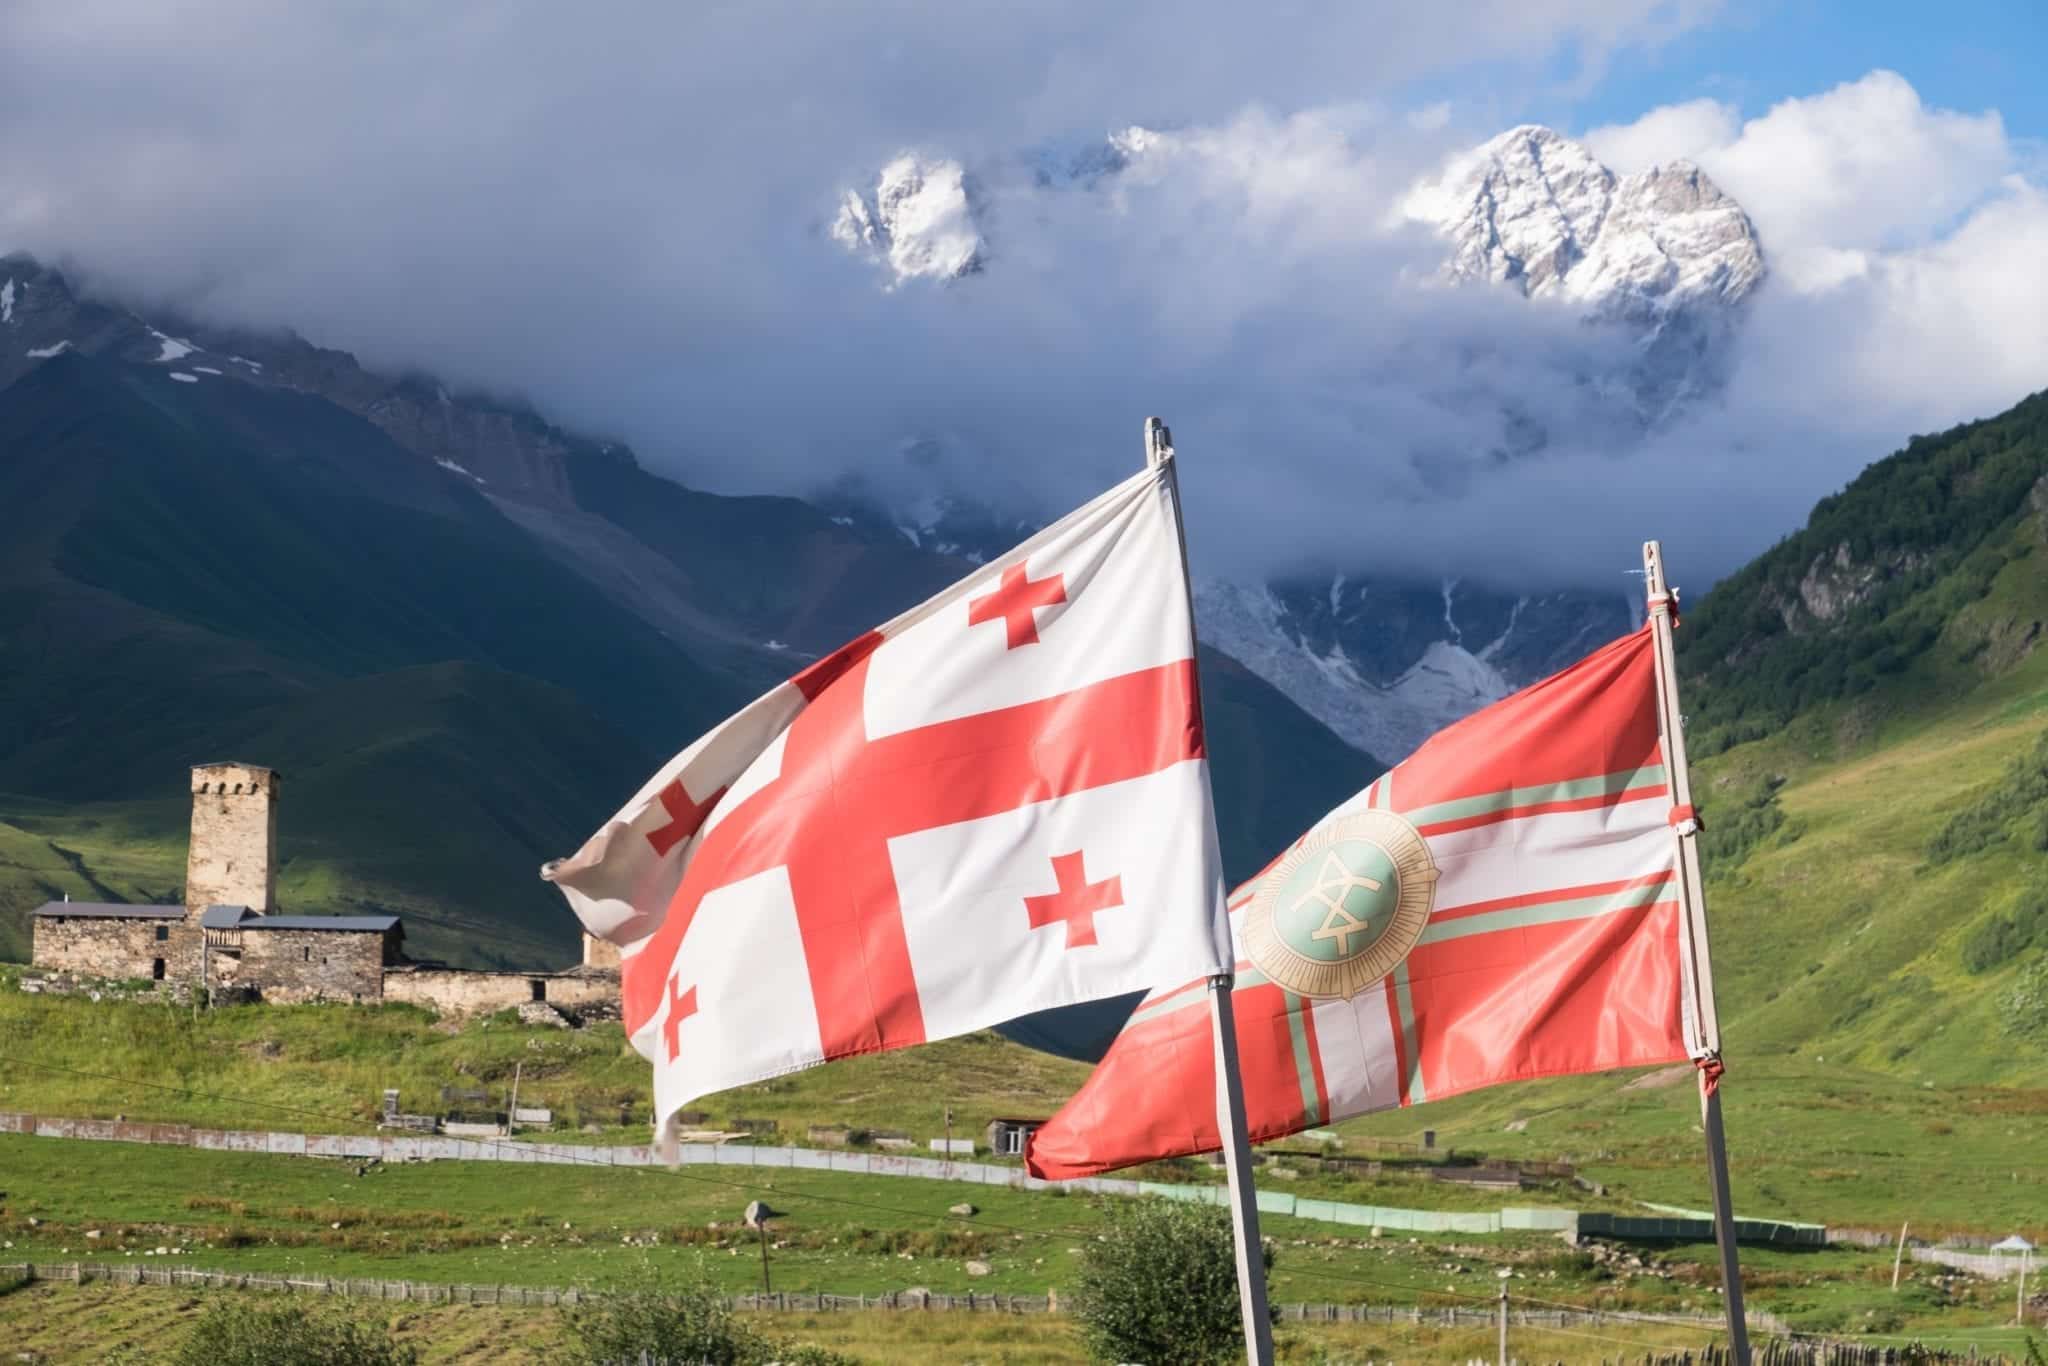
xmin=31 ymin=915 xmax=200 ymax=981
xmin=185 ymin=763 xmax=278 ymax=913
xmin=239 ymin=928 xmax=387 ymax=1003
xmin=383 ymin=967 xmax=619 ymax=1016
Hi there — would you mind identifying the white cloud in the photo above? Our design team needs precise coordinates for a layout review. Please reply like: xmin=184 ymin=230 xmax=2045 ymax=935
xmin=0 ymin=2 xmax=2037 ymax=596
xmin=1584 ymin=96 xmax=1738 ymax=172
xmin=1583 ymin=70 xmax=2048 ymax=446
xmin=1589 ymin=70 xmax=2011 ymax=253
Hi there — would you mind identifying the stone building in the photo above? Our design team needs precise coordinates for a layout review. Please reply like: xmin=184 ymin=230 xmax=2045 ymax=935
xmin=29 ymin=903 xmax=198 ymax=982
xmin=28 ymin=760 xmax=614 ymax=1014
xmin=201 ymin=906 xmax=402 ymax=1004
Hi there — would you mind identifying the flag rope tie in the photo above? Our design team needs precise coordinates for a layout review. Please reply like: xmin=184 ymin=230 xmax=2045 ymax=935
xmin=1667 ymin=802 xmax=1703 ymax=836
xmin=1696 ymin=1053 xmax=1726 ymax=1098
xmin=1646 ymin=589 xmax=1681 ymax=625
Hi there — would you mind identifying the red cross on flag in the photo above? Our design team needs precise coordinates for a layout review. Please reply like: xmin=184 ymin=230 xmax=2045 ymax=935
xmin=1025 ymin=625 xmax=1704 ymax=1179
xmin=543 ymin=464 xmax=1231 ymax=1140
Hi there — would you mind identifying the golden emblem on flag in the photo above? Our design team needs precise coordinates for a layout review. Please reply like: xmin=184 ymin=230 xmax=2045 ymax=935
xmin=1243 ymin=809 xmax=1438 ymax=999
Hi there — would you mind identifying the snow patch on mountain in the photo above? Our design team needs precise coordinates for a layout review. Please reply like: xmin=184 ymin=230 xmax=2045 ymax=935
xmin=1 ymin=279 xmax=14 ymax=324
xmin=1196 ymin=579 xmax=1513 ymax=761
xmin=151 ymin=330 xmax=198 ymax=362
xmin=26 ymin=340 xmax=70 ymax=358
xmin=832 ymin=155 xmax=982 ymax=286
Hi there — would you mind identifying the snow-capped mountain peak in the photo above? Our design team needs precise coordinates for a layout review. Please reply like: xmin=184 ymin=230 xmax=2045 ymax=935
xmin=1407 ymin=124 xmax=1764 ymax=322
xmin=831 ymin=154 xmax=983 ymax=286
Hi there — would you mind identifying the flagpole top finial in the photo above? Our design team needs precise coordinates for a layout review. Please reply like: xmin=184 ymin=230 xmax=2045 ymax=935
xmin=1144 ymin=417 xmax=1173 ymax=468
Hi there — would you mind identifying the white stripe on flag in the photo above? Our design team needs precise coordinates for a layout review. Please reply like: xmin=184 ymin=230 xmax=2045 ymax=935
xmin=1307 ymin=988 xmax=1403 ymax=1119
xmin=1425 ymin=801 xmax=1670 ymax=917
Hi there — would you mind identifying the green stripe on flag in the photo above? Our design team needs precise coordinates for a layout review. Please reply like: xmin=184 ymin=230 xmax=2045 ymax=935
xmin=1392 ymin=962 xmax=1425 ymax=1105
xmin=1402 ymin=764 xmax=1665 ymax=828
xmin=1283 ymin=991 xmax=1322 ymax=1127
xmin=1126 ymin=967 xmax=1270 ymax=1031
xmin=1417 ymin=876 xmax=1676 ymax=947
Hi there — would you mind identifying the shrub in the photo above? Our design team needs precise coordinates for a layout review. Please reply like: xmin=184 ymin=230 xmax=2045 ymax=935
xmin=1960 ymin=894 xmax=2045 ymax=973
xmin=1928 ymin=731 xmax=2048 ymax=865
xmin=1069 ymin=1198 xmax=1273 ymax=1366
xmin=163 ymin=1299 xmax=419 ymax=1366
xmin=558 ymin=1267 xmax=852 ymax=1366
xmin=1699 ymin=776 xmax=1788 ymax=878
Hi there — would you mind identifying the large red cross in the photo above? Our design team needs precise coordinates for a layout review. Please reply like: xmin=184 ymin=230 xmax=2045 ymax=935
xmin=967 ymin=563 xmax=1067 ymax=649
xmin=1024 ymin=851 xmax=1124 ymax=950
xmin=661 ymin=977 xmax=698 ymax=1060
xmin=645 ymin=779 xmax=727 ymax=858
xmin=623 ymin=632 xmax=1203 ymax=1052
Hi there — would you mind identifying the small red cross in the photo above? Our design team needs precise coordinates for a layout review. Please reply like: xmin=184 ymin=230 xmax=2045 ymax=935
xmin=662 ymin=976 xmax=698 ymax=1061
xmin=646 ymin=778 xmax=727 ymax=858
xmin=1024 ymin=851 xmax=1124 ymax=950
xmin=967 ymin=563 xmax=1067 ymax=649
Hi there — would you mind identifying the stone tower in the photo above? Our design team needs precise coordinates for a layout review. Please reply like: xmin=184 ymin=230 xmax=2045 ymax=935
xmin=185 ymin=762 xmax=280 ymax=915
xmin=582 ymin=932 xmax=622 ymax=971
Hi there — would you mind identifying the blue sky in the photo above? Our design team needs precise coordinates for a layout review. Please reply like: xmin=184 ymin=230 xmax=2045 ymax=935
xmin=1396 ymin=0 xmax=2047 ymax=150
xmin=1568 ymin=0 xmax=2045 ymax=139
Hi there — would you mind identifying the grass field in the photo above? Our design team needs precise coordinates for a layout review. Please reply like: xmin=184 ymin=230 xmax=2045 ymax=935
xmin=2 ymin=1133 xmax=2040 ymax=1347
xmin=10 ymin=1277 xmax=1921 ymax=1366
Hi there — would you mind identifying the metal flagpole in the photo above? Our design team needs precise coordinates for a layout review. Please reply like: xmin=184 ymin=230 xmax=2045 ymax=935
xmin=1642 ymin=540 xmax=1752 ymax=1366
xmin=1147 ymin=418 xmax=1275 ymax=1366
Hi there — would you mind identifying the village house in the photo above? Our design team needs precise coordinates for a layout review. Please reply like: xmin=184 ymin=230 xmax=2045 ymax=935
xmin=30 ymin=761 xmax=615 ymax=1013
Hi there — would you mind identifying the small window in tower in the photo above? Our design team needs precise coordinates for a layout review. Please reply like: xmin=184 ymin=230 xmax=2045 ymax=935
xmin=303 ymin=946 xmax=311 ymax=961
xmin=155 ymin=925 xmax=169 ymax=942
xmin=530 ymin=979 xmax=547 ymax=1002
xmin=151 ymin=958 xmax=166 ymax=981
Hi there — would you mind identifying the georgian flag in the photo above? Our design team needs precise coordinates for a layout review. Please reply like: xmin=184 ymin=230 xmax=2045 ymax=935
xmin=544 ymin=464 xmax=1231 ymax=1139
xmin=1026 ymin=626 xmax=1701 ymax=1179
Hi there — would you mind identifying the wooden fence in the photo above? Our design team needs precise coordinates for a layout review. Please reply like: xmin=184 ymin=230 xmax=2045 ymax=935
xmin=5 ymin=1263 xmax=2021 ymax=1361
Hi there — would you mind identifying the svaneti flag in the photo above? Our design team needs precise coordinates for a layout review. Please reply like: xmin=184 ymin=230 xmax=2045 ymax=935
xmin=1026 ymin=624 xmax=1700 ymax=1179
xmin=544 ymin=462 xmax=1231 ymax=1142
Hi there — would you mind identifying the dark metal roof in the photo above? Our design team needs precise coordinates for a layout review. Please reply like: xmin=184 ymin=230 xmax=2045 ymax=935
xmin=32 ymin=901 xmax=185 ymax=919
xmin=238 ymin=915 xmax=400 ymax=933
xmin=200 ymin=905 xmax=254 ymax=928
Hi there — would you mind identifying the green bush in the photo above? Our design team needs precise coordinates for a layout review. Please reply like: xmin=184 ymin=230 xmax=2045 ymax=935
xmin=1699 ymin=776 xmax=1788 ymax=878
xmin=1960 ymin=893 xmax=2045 ymax=973
xmin=557 ymin=1267 xmax=853 ymax=1366
xmin=1928 ymin=731 xmax=2048 ymax=865
xmin=1070 ymin=1197 xmax=1273 ymax=1366
xmin=162 ymin=1299 xmax=419 ymax=1366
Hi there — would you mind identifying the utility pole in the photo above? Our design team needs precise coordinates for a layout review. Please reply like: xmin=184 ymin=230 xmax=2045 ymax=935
xmin=944 ymin=1105 xmax=953 ymax=1172
xmin=1892 ymin=1220 xmax=1909 ymax=1292
xmin=744 ymin=1201 xmax=780 ymax=1296
xmin=1497 ymin=1268 xmax=1511 ymax=1366
xmin=506 ymin=1061 xmax=523 ymax=1137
